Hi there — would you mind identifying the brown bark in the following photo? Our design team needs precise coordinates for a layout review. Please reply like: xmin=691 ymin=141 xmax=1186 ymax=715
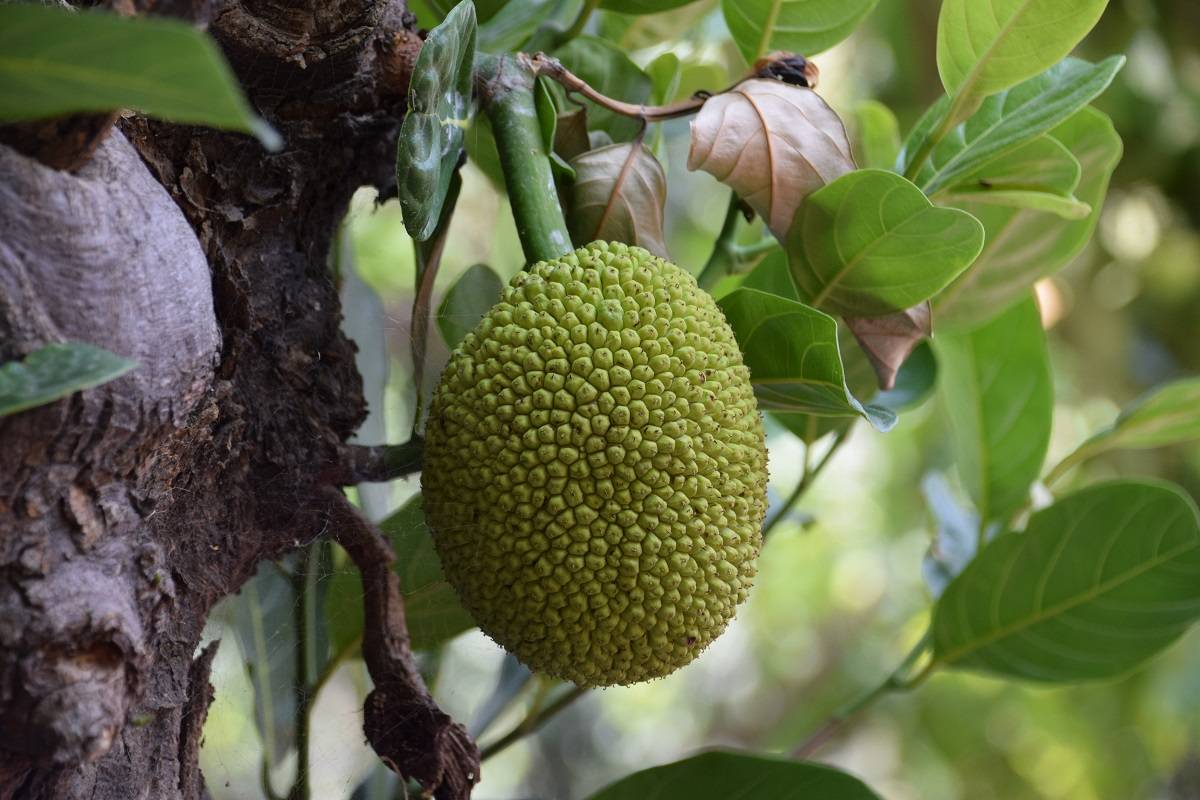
xmin=0 ymin=0 xmax=478 ymax=797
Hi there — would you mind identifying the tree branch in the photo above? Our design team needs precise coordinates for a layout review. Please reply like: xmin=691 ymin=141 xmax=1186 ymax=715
xmin=318 ymin=487 xmax=480 ymax=800
xmin=323 ymin=439 xmax=425 ymax=485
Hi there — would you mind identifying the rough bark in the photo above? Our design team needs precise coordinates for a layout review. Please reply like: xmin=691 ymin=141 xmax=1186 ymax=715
xmin=0 ymin=0 xmax=478 ymax=797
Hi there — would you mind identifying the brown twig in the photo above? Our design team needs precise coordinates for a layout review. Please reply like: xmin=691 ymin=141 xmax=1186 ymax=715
xmin=318 ymin=487 xmax=480 ymax=799
xmin=521 ymin=50 xmax=820 ymax=125
xmin=521 ymin=53 xmax=709 ymax=121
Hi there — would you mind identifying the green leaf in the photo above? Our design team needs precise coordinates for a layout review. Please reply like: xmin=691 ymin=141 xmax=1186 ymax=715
xmin=0 ymin=342 xmax=136 ymax=418
xmin=935 ymin=135 xmax=1082 ymax=206
xmin=914 ymin=57 xmax=1124 ymax=197
xmin=587 ymin=750 xmax=883 ymax=799
xmin=478 ymin=0 xmax=580 ymax=55
xmin=853 ymin=100 xmax=901 ymax=171
xmin=936 ymin=0 xmax=1110 ymax=125
xmin=741 ymin=249 xmax=799 ymax=300
xmin=601 ymin=0 xmax=702 ymax=14
xmin=786 ymin=169 xmax=985 ymax=317
xmin=934 ymin=296 xmax=1053 ymax=524
xmin=0 ymin=4 xmax=278 ymax=148
xmin=722 ymin=0 xmax=881 ymax=63
xmin=934 ymin=107 xmax=1122 ymax=330
xmin=1048 ymin=378 xmax=1200 ymax=484
xmin=325 ymin=494 xmax=476 ymax=652
xmin=397 ymin=0 xmax=477 ymax=241
xmin=718 ymin=289 xmax=895 ymax=431
xmin=555 ymin=36 xmax=652 ymax=142
xmin=438 ymin=264 xmax=506 ymax=351
xmin=932 ymin=479 xmax=1200 ymax=682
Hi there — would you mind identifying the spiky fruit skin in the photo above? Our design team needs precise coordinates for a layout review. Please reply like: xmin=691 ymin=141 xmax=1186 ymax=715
xmin=422 ymin=242 xmax=768 ymax=686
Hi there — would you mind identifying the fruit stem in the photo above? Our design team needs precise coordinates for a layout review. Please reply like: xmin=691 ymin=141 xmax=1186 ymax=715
xmin=476 ymin=53 xmax=574 ymax=265
xmin=478 ymin=684 xmax=589 ymax=762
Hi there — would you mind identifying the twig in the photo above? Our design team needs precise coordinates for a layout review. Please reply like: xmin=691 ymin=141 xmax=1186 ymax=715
xmin=318 ymin=487 xmax=480 ymax=799
xmin=793 ymin=632 xmax=935 ymax=760
xmin=479 ymin=685 xmax=589 ymax=763
xmin=522 ymin=52 xmax=710 ymax=122
xmin=322 ymin=439 xmax=424 ymax=485
xmin=761 ymin=425 xmax=852 ymax=539
xmin=286 ymin=545 xmax=319 ymax=800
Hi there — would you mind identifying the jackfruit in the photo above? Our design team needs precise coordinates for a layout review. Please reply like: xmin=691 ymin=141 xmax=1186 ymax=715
xmin=422 ymin=242 xmax=768 ymax=686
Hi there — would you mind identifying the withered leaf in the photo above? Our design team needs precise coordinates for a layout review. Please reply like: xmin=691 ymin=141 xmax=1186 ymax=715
xmin=845 ymin=302 xmax=932 ymax=391
xmin=687 ymin=78 xmax=855 ymax=240
xmin=569 ymin=141 xmax=669 ymax=258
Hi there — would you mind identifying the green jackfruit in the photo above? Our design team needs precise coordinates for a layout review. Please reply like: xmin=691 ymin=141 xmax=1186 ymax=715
xmin=422 ymin=242 xmax=768 ymax=686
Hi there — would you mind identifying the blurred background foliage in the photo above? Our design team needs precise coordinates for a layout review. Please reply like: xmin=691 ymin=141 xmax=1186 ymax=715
xmin=198 ymin=1 xmax=1200 ymax=798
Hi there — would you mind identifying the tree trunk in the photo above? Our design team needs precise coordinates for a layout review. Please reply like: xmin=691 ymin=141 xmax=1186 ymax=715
xmin=0 ymin=1 xmax=478 ymax=797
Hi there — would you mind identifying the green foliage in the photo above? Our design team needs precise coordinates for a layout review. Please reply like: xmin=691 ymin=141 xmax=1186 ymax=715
xmin=935 ymin=296 xmax=1053 ymax=524
xmin=933 ymin=480 xmax=1200 ymax=682
xmin=908 ymin=57 xmax=1124 ymax=197
xmin=852 ymin=101 xmax=901 ymax=171
xmin=397 ymin=1 xmax=477 ymax=241
xmin=0 ymin=342 xmax=136 ymax=418
xmin=787 ymin=169 xmax=985 ymax=317
xmin=555 ymin=36 xmax=652 ymax=142
xmin=0 ymin=4 xmax=278 ymax=147
xmin=935 ymin=106 xmax=1123 ymax=330
xmin=437 ymin=263 xmax=506 ymax=350
xmin=719 ymin=288 xmax=895 ymax=430
xmin=601 ymin=0 xmax=701 ymax=14
xmin=587 ymin=751 xmax=883 ymax=799
xmin=722 ymin=0 xmax=881 ymax=63
xmin=936 ymin=0 xmax=1110 ymax=126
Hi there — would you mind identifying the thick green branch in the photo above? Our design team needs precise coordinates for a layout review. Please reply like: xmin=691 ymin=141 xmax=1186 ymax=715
xmin=476 ymin=54 xmax=572 ymax=265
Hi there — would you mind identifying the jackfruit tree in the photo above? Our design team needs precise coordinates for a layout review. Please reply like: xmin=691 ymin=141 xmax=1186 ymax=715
xmin=1 ymin=0 xmax=1199 ymax=799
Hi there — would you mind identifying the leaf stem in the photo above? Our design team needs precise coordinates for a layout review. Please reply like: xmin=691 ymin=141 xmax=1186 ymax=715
xmin=697 ymin=193 xmax=743 ymax=290
xmin=287 ymin=546 xmax=317 ymax=800
xmin=559 ymin=0 xmax=600 ymax=44
xmin=732 ymin=237 xmax=779 ymax=263
xmin=761 ymin=425 xmax=851 ymax=539
xmin=479 ymin=685 xmax=589 ymax=762
xmin=792 ymin=630 xmax=935 ymax=760
xmin=477 ymin=54 xmax=573 ymax=265
xmin=1042 ymin=440 xmax=1101 ymax=490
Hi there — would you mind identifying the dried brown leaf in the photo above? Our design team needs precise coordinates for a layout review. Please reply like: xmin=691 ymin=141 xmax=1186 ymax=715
xmin=687 ymin=79 xmax=855 ymax=239
xmin=554 ymin=107 xmax=591 ymax=162
xmin=846 ymin=302 xmax=932 ymax=391
xmin=569 ymin=141 xmax=669 ymax=258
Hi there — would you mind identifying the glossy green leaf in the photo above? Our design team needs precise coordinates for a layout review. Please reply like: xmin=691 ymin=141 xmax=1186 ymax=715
xmin=786 ymin=169 xmax=985 ymax=317
xmin=438 ymin=264 xmax=505 ymax=351
xmin=555 ymin=36 xmax=652 ymax=142
xmin=1048 ymin=378 xmax=1200 ymax=484
xmin=937 ymin=0 xmax=1110 ymax=125
xmin=0 ymin=4 xmax=278 ymax=148
xmin=647 ymin=52 xmax=683 ymax=105
xmin=602 ymin=0 xmax=701 ymax=13
xmin=741 ymin=249 xmax=799 ymax=300
xmin=935 ymin=296 xmax=1052 ymax=524
xmin=933 ymin=480 xmax=1200 ymax=682
xmin=935 ymin=135 xmax=1082 ymax=210
xmin=718 ymin=289 xmax=895 ymax=431
xmin=935 ymin=107 xmax=1122 ymax=330
xmin=397 ymin=1 xmax=477 ymax=241
xmin=325 ymin=494 xmax=475 ymax=652
xmin=588 ymin=750 xmax=883 ymax=799
xmin=853 ymin=100 xmax=901 ymax=171
xmin=722 ymin=0 xmax=881 ymax=63
xmin=0 ymin=342 xmax=136 ymax=418
xmin=913 ymin=57 xmax=1124 ymax=197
